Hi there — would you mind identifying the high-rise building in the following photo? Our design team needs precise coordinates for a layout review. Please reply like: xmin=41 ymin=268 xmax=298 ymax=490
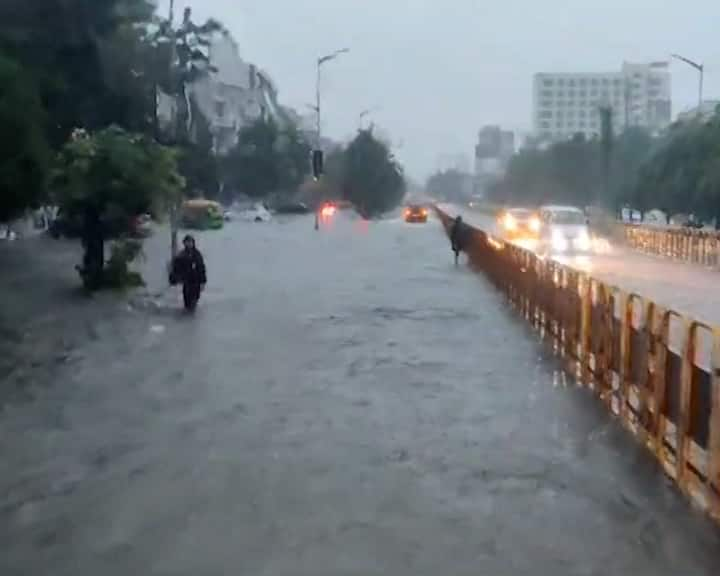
xmin=533 ymin=61 xmax=671 ymax=142
xmin=473 ymin=126 xmax=515 ymax=198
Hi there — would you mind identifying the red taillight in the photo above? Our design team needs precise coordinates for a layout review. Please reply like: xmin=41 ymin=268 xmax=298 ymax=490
xmin=320 ymin=204 xmax=336 ymax=218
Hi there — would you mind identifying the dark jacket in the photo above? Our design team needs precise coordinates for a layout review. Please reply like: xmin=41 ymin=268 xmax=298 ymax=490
xmin=170 ymin=248 xmax=207 ymax=286
xmin=450 ymin=220 xmax=467 ymax=252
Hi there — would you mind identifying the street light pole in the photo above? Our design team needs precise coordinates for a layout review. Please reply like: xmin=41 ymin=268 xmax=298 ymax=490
xmin=315 ymin=48 xmax=349 ymax=146
xmin=313 ymin=48 xmax=349 ymax=230
xmin=671 ymin=53 xmax=704 ymax=116
xmin=168 ymin=0 xmax=180 ymax=259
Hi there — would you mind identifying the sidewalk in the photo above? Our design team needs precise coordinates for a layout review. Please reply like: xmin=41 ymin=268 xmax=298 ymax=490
xmin=0 ymin=237 xmax=140 ymax=405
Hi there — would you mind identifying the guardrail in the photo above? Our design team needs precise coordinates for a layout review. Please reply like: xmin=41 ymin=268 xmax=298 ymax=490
xmin=625 ymin=224 xmax=720 ymax=268
xmin=437 ymin=207 xmax=720 ymax=523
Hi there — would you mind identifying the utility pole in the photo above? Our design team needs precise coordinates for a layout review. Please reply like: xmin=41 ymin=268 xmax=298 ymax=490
xmin=313 ymin=48 xmax=349 ymax=230
xmin=671 ymin=53 xmax=704 ymax=116
xmin=168 ymin=0 xmax=180 ymax=259
xmin=599 ymin=105 xmax=613 ymax=206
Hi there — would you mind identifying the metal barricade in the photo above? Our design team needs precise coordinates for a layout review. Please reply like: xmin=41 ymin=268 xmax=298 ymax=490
xmin=435 ymin=205 xmax=720 ymax=522
xmin=624 ymin=224 xmax=720 ymax=269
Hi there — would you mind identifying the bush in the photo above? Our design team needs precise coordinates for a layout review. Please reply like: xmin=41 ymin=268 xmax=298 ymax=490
xmin=102 ymin=240 xmax=145 ymax=289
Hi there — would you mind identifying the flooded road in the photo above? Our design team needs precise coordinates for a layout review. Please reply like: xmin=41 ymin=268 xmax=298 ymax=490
xmin=1 ymin=213 xmax=719 ymax=575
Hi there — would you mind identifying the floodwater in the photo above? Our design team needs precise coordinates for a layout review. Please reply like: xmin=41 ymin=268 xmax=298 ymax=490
xmin=1 ymin=212 xmax=719 ymax=575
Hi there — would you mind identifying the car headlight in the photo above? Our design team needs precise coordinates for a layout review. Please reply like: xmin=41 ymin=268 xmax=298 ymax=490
xmin=503 ymin=214 xmax=517 ymax=231
xmin=529 ymin=216 xmax=541 ymax=232
xmin=551 ymin=230 xmax=568 ymax=252
xmin=575 ymin=231 xmax=591 ymax=251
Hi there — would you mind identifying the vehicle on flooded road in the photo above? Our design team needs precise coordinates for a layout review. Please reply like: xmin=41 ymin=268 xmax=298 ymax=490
xmin=538 ymin=205 xmax=592 ymax=255
xmin=498 ymin=207 xmax=541 ymax=241
xmin=181 ymin=199 xmax=224 ymax=230
xmin=404 ymin=204 xmax=429 ymax=223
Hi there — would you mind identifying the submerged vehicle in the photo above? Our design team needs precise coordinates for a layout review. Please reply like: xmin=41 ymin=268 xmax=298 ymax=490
xmin=181 ymin=199 xmax=224 ymax=230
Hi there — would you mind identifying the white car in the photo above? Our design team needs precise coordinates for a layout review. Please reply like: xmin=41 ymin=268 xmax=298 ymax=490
xmin=538 ymin=205 xmax=591 ymax=255
xmin=239 ymin=203 xmax=272 ymax=223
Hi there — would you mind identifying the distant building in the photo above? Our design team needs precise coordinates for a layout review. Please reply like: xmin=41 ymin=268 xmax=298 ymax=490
xmin=473 ymin=126 xmax=515 ymax=198
xmin=676 ymin=100 xmax=720 ymax=123
xmin=533 ymin=61 xmax=672 ymax=142
xmin=189 ymin=35 xmax=290 ymax=154
xmin=436 ymin=153 xmax=470 ymax=174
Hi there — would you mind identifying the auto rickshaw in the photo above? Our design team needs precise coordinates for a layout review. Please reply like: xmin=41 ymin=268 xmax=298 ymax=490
xmin=180 ymin=199 xmax=224 ymax=230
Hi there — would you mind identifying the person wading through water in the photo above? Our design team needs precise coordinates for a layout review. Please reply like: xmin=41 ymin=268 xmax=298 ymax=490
xmin=169 ymin=234 xmax=207 ymax=311
xmin=449 ymin=215 xmax=467 ymax=266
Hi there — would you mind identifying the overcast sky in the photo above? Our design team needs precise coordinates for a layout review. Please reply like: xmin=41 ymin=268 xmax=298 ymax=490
xmin=158 ymin=0 xmax=720 ymax=180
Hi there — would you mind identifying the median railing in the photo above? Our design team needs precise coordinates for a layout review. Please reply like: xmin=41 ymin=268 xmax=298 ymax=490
xmin=437 ymin=207 xmax=720 ymax=523
xmin=625 ymin=224 xmax=720 ymax=268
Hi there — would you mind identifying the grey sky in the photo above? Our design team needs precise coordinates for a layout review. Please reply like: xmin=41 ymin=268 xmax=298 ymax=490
xmin=159 ymin=0 xmax=720 ymax=180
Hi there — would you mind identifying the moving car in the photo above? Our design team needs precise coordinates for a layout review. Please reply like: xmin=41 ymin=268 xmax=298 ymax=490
xmin=273 ymin=201 xmax=310 ymax=215
xmin=538 ymin=205 xmax=591 ymax=255
xmin=404 ymin=205 xmax=429 ymax=223
xmin=498 ymin=208 xmax=541 ymax=240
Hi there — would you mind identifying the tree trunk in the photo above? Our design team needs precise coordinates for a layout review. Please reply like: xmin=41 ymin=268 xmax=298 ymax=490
xmin=81 ymin=207 xmax=105 ymax=290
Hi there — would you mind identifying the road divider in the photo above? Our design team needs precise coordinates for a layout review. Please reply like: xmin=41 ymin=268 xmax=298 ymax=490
xmin=625 ymin=224 xmax=720 ymax=268
xmin=437 ymin=206 xmax=720 ymax=523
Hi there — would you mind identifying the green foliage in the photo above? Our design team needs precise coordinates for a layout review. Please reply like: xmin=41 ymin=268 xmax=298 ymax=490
xmin=491 ymin=129 xmax=654 ymax=210
xmin=0 ymin=53 xmax=50 ymax=221
xmin=0 ymin=0 xmax=156 ymax=147
xmin=53 ymin=127 xmax=183 ymax=221
xmin=103 ymin=239 xmax=145 ymax=289
xmin=151 ymin=7 xmax=225 ymax=144
xmin=223 ymin=117 xmax=311 ymax=198
xmin=631 ymin=114 xmax=720 ymax=223
xmin=180 ymin=101 xmax=219 ymax=198
xmin=342 ymin=129 xmax=405 ymax=218
xmin=53 ymin=126 xmax=183 ymax=289
xmin=493 ymin=112 xmax=720 ymax=226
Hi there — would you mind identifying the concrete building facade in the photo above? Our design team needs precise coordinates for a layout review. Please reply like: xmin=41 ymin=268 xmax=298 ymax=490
xmin=188 ymin=35 xmax=289 ymax=154
xmin=473 ymin=126 xmax=515 ymax=198
xmin=533 ymin=61 xmax=671 ymax=142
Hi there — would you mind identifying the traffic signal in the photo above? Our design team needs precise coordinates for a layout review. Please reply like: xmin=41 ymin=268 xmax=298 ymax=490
xmin=312 ymin=149 xmax=324 ymax=180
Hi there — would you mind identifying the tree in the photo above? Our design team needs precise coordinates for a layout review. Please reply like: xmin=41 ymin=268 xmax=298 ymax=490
xmin=610 ymin=127 xmax=654 ymax=210
xmin=223 ymin=117 xmax=311 ymax=198
xmin=52 ymin=127 xmax=183 ymax=289
xmin=150 ymin=5 xmax=225 ymax=255
xmin=0 ymin=0 xmax=156 ymax=147
xmin=151 ymin=6 xmax=225 ymax=144
xmin=342 ymin=129 xmax=405 ymax=217
xmin=0 ymin=53 xmax=50 ymax=222
xmin=180 ymin=100 xmax=219 ymax=199
xmin=275 ymin=124 xmax=313 ymax=192
xmin=490 ymin=131 xmax=642 ymax=209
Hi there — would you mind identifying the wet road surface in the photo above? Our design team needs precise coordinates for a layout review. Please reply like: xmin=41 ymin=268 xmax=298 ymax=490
xmin=452 ymin=204 xmax=720 ymax=326
xmin=2 ymin=213 xmax=720 ymax=575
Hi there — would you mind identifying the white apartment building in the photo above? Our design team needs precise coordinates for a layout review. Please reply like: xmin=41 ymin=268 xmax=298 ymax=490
xmin=190 ymin=35 xmax=288 ymax=154
xmin=533 ymin=62 xmax=671 ymax=142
